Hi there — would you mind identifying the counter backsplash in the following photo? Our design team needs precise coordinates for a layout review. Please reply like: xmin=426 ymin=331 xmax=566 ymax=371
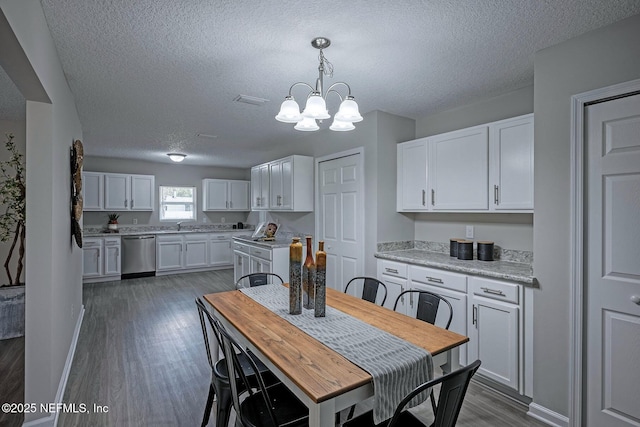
xmin=377 ymin=240 xmax=533 ymax=265
xmin=83 ymin=223 xmax=255 ymax=235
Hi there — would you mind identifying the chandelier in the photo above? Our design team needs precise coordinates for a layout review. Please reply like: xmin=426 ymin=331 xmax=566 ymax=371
xmin=275 ymin=37 xmax=363 ymax=132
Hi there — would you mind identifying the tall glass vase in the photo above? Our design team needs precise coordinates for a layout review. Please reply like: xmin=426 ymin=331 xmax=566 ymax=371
xmin=302 ymin=236 xmax=315 ymax=309
xmin=314 ymin=241 xmax=326 ymax=317
xmin=289 ymin=237 xmax=302 ymax=314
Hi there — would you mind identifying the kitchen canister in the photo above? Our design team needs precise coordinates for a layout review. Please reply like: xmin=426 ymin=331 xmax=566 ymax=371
xmin=477 ymin=241 xmax=495 ymax=261
xmin=449 ymin=238 xmax=463 ymax=257
xmin=457 ymin=240 xmax=474 ymax=260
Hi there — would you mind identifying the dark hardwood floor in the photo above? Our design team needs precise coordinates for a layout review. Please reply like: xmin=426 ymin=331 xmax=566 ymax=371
xmin=0 ymin=268 xmax=544 ymax=426
xmin=0 ymin=336 xmax=24 ymax=427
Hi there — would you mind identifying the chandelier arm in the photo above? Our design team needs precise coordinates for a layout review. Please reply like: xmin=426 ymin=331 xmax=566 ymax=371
xmin=325 ymin=82 xmax=353 ymax=98
xmin=287 ymin=82 xmax=315 ymax=96
xmin=325 ymin=89 xmax=344 ymax=103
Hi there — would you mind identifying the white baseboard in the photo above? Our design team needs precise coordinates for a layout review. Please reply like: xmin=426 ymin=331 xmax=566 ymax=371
xmin=528 ymin=403 xmax=569 ymax=427
xmin=23 ymin=305 xmax=85 ymax=427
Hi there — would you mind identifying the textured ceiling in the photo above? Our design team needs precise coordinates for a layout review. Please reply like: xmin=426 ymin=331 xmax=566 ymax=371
xmin=3 ymin=1 xmax=640 ymax=167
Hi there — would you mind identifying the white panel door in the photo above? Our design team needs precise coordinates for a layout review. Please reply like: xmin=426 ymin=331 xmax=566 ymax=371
xmin=586 ymin=93 xmax=640 ymax=426
xmin=130 ymin=175 xmax=154 ymax=210
xmin=104 ymin=173 xmax=129 ymax=210
xmin=429 ymin=126 xmax=488 ymax=210
xmin=318 ymin=153 xmax=363 ymax=292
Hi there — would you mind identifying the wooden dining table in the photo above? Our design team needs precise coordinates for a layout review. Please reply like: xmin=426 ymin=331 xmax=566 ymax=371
xmin=204 ymin=286 xmax=468 ymax=427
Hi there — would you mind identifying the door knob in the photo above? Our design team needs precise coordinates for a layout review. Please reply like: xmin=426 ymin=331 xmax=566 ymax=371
xmin=631 ymin=295 xmax=640 ymax=305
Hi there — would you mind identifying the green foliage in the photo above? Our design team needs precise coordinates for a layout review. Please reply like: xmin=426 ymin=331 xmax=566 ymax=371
xmin=108 ymin=213 xmax=120 ymax=222
xmin=0 ymin=133 xmax=25 ymax=242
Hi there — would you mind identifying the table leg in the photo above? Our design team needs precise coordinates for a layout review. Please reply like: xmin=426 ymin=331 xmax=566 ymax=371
xmin=308 ymin=400 xmax=336 ymax=427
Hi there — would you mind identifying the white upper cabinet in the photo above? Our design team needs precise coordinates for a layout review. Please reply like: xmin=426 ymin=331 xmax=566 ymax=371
xmin=251 ymin=164 xmax=270 ymax=210
xmin=396 ymin=114 xmax=534 ymax=212
xmin=252 ymin=155 xmax=314 ymax=212
xmin=82 ymin=172 xmax=104 ymax=211
xmin=397 ymin=138 xmax=429 ymax=211
xmin=429 ymin=125 xmax=489 ymax=210
xmin=489 ymin=114 xmax=534 ymax=211
xmin=101 ymin=173 xmax=155 ymax=211
xmin=202 ymin=179 xmax=250 ymax=211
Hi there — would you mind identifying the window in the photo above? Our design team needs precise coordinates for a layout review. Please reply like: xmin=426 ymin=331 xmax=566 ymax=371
xmin=159 ymin=186 xmax=196 ymax=221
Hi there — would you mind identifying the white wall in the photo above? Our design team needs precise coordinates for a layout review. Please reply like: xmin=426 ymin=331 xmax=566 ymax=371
xmin=1 ymin=1 xmax=84 ymax=424
xmin=532 ymin=12 xmax=640 ymax=418
xmin=83 ymin=156 xmax=250 ymax=227
xmin=0 ymin=118 xmax=25 ymax=285
xmin=412 ymin=86 xmax=534 ymax=250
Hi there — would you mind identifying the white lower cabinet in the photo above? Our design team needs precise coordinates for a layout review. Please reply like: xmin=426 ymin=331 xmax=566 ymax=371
xmin=157 ymin=233 xmax=208 ymax=271
xmin=377 ymin=258 xmax=529 ymax=397
xmin=468 ymin=276 xmax=521 ymax=391
xmin=233 ymin=239 xmax=289 ymax=288
xmin=184 ymin=234 xmax=208 ymax=268
xmin=209 ymin=233 xmax=233 ymax=266
xmin=83 ymin=237 xmax=121 ymax=283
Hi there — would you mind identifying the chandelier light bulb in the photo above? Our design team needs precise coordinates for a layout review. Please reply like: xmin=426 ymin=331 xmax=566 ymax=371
xmin=334 ymin=97 xmax=363 ymax=123
xmin=294 ymin=117 xmax=320 ymax=132
xmin=302 ymin=94 xmax=330 ymax=120
xmin=275 ymin=96 xmax=302 ymax=123
xmin=329 ymin=119 xmax=355 ymax=132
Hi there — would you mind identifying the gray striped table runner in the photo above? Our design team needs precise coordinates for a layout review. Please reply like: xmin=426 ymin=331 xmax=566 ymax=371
xmin=240 ymin=284 xmax=433 ymax=423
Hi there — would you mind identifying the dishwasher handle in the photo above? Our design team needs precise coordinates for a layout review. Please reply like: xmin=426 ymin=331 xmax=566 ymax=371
xmin=123 ymin=235 xmax=156 ymax=240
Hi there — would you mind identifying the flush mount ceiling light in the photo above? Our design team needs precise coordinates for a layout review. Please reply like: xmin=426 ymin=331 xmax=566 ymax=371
xmin=167 ymin=153 xmax=186 ymax=162
xmin=276 ymin=37 xmax=362 ymax=132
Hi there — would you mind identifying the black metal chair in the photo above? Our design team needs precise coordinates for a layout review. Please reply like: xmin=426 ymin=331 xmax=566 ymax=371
xmin=343 ymin=359 xmax=481 ymax=427
xmin=216 ymin=312 xmax=310 ymax=427
xmin=344 ymin=277 xmax=388 ymax=306
xmin=394 ymin=290 xmax=453 ymax=330
xmin=235 ymin=272 xmax=284 ymax=289
xmin=195 ymin=297 xmax=279 ymax=427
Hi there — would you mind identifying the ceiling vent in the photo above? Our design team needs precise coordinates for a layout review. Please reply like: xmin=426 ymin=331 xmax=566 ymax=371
xmin=233 ymin=94 xmax=270 ymax=106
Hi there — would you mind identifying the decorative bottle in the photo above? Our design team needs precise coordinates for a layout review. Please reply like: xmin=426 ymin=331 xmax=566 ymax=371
xmin=302 ymin=236 xmax=315 ymax=309
xmin=314 ymin=241 xmax=326 ymax=317
xmin=289 ymin=237 xmax=302 ymax=315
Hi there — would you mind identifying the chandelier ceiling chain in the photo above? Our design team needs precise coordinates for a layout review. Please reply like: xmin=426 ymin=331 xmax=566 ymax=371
xmin=275 ymin=37 xmax=363 ymax=132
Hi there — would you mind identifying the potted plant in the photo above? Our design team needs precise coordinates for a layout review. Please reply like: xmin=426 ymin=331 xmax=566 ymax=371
xmin=0 ymin=133 xmax=25 ymax=339
xmin=107 ymin=213 xmax=120 ymax=231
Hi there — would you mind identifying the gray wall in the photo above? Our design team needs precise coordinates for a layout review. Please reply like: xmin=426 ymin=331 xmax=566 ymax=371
xmin=1 ymin=0 xmax=84 ymax=423
xmin=0 ymin=118 xmax=25 ymax=285
xmin=83 ymin=156 xmax=250 ymax=227
xmin=532 ymin=13 xmax=640 ymax=417
xmin=412 ymin=86 xmax=534 ymax=251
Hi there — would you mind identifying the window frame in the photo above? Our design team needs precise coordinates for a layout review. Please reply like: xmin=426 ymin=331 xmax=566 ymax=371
xmin=159 ymin=185 xmax=197 ymax=222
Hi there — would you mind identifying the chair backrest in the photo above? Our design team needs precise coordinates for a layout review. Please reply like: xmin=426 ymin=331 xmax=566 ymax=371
xmin=236 ymin=272 xmax=284 ymax=289
xmin=195 ymin=297 xmax=222 ymax=371
xmin=393 ymin=290 xmax=454 ymax=330
xmin=387 ymin=359 xmax=481 ymax=427
xmin=215 ymin=316 xmax=281 ymax=427
xmin=344 ymin=276 xmax=388 ymax=306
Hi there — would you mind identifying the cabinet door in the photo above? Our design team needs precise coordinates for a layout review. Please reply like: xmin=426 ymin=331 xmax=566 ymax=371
xmin=103 ymin=238 xmax=121 ymax=276
xmin=209 ymin=236 xmax=232 ymax=266
xmin=229 ymin=180 xmax=250 ymax=211
xmin=130 ymin=175 xmax=154 ymax=210
xmin=233 ymin=250 xmax=251 ymax=286
xmin=184 ymin=237 xmax=208 ymax=268
xmin=380 ymin=275 xmax=407 ymax=311
xmin=251 ymin=257 xmax=272 ymax=274
xmin=269 ymin=161 xmax=283 ymax=209
xmin=429 ymin=126 xmax=488 ymax=210
xmin=157 ymin=238 xmax=183 ymax=270
xmin=468 ymin=295 xmax=519 ymax=389
xmin=82 ymin=172 xmax=104 ymax=210
xmin=251 ymin=167 xmax=261 ymax=210
xmin=489 ymin=115 xmax=534 ymax=211
xmin=82 ymin=239 xmax=103 ymax=277
xmin=279 ymin=157 xmax=293 ymax=210
xmin=259 ymin=164 xmax=270 ymax=209
xmin=104 ymin=173 xmax=129 ymax=210
xmin=204 ymin=179 xmax=229 ymax=210
xmin=397 ymin=139 xmax=429 ymax=211
xmin=410 ymin=281 xmax=468 ymax=366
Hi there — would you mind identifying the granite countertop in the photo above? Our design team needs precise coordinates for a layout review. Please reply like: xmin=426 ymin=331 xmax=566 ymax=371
xmin=232 ymin=235 xmax=292 ymax=249
xmin=85 ymin=225 xmax=253 ymax=238
xmin=375 ymin=246 xmax=535 ymax=286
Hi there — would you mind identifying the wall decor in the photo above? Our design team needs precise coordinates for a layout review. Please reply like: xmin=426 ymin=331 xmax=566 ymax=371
xmin=70 ymin=139 xmax=83 ymax=248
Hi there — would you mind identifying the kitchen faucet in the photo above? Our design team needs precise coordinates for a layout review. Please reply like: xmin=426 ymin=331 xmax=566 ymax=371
xmin=177 ymin=221 xmax=183 ymax=231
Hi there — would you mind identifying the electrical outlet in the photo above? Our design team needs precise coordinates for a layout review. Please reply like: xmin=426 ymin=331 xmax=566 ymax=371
xmin=133 ymin=218 xmax=138 ymax=225
xmin=465 ymin=225 xmax=474 ymax=239
xmin=221 ymin=217 xmax=225 ymax=223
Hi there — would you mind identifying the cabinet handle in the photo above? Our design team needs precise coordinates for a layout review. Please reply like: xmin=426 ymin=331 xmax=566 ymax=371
xmin=431 ymin=189 xmax=435 ymax=206
xmin=124 ymin=199 xmax=128 ymax=208
xmin=422 ymin=189 xmax=426 ymax=206
xmin=256 ymin=197 xmax=260 ymax=207
xmin=494 ymin=185 xmax=499 ymax=205
xmin=385 ymin=268 xmax=398 ymax=274
xmin=481 ymin=287 xmax=506 ymax=296
xmin=472 ymin=304 xmax=477 ymax=327
xmin=226 ymin=201 xmax=229 ymax=209
xmin=426 ymin=276 xmax=443 ymax=284
xmin=410 ymin=292 xmax=413 ymax=307
xmin=229 ymin=200 xmax=232 ymax=208
xmin=277 ymin=195 xmax=282 ymax=206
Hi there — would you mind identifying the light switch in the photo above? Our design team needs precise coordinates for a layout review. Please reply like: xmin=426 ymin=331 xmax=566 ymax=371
xmin=465 ymin=225 xmax=474 ymax=239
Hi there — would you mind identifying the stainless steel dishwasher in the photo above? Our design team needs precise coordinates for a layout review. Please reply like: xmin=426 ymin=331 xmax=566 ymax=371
xmin=121 ymin=235 xmax=156 ymax=278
